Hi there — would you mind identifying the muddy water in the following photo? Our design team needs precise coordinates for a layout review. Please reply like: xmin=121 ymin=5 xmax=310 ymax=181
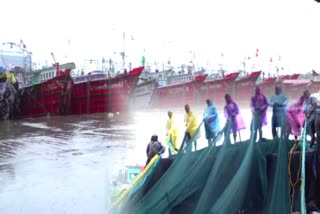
xmin=0 ymin=107 xmax=276 ymax=214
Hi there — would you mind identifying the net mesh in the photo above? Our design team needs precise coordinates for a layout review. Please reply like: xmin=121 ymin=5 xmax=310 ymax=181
xmin=111 ymin=114 xmax=320 ymax=214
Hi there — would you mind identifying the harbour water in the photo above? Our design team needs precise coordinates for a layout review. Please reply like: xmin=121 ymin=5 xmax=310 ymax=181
xmin=0 ymin=107 xmax=277 ymax=214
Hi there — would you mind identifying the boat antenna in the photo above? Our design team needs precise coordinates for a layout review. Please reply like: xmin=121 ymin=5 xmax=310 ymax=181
xmin=50 ymin=52 xmax=56 ymax=65
xmin=122 ymin=32 xmax=125 ymax=72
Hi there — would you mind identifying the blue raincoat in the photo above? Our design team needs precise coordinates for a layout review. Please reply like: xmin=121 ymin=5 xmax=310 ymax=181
xmin=203 ymin=100 xmax=220 ymax=139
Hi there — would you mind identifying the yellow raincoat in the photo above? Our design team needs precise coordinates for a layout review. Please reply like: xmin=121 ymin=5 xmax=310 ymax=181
xmin=6 ymin=72 xmax=16 ymax=84
xmin=185 ymin=110 xmax=198 ymax=138
xmin=166 ymin=113 xmax=179 ymax=150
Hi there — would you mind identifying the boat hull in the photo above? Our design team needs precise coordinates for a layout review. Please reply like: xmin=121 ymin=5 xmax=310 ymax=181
xmin=70 ymin=67 xmax=143 ymax=114
xmin=198 ymin=73 xmax=239 ymax=107
xmin=129 ymin=79 xmax=158 ymax=110
xmin=258 ymin=74 xmax=300 ymax=100
xmin=282 ymin=79 xmax=320 ymax=103
xmin=234 ymin=71 xmax=261 ymax=107
xmin=18 ymin=70 xmax=73 ymax=118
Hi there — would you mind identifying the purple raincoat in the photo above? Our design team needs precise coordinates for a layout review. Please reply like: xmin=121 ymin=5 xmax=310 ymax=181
xmin=250 ymin=93 xmax=268 ymax=127
xmin=224 ymin=100 xmax=246 ymax=132
xmin=286 ymin=97 xmax=304 ymax=137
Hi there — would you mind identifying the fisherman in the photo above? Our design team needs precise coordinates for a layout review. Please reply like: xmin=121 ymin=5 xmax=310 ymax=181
xmin=166 ymin=111 xmax=179 ymax=156
xmin=250 ymin=86 xmax=268 ymax=142
xmin=145 ymin=135 xmax=165 ymax=166
xmin=224 ymin=94 xmax=245 ymax=143
xmin=203 ymin=99 xmax=220 ymax=145
xmin=269 ymin=86 xmax=288 ymax=139
xmin=303 ymin=90 xmax=318 ymax=148
xmin=184 ymin=104 xmax=199 ymax=152
xmin=286 ymin=96 xmax=304 ymax=140
xmin=6 ymin=69 xmax=18 ymax=91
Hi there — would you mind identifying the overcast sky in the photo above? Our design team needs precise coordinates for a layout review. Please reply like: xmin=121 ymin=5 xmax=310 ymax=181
xmin=0 ymin=0 xmax=319 ymax=73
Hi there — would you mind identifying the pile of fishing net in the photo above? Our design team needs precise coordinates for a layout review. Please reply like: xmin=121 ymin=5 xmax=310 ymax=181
xmin=111 ymin=118 xmax=320 ymax=214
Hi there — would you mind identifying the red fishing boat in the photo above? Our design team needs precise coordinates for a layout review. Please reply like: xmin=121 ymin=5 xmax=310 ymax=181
xmin=70 ymin=66 xmax=143 ymax=114
xmin=150 ymin=74 xmax=207 ymax=109
xmin=257 ymin=77 xmax=277 ymax=98
xmin=258 ymin=74 xmax=300 ymax=98
xmin=18 ymin=65 xmax=73 ymax=118
xmin=233 ymin=71 xmax=261 ymax=106
xmin=282 ymin=79 xmax=320 ymax=103
xmin=198 ymin=72 xmax=239 ymax=107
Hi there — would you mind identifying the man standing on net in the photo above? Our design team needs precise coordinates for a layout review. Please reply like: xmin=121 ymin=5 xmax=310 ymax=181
xmin=286 ymin=96 xmax=304 ymax=141
xmin=269 ymin=86 xmax=288 ymax=139
xmin=184 ymin=104 xmax=199 ymax=152
xmin=250 ymin=86 xmax=268 ymax=142
xmin=302 ymin=90 xmax=318 ymax=148
xmin=145 ymin=135 xmax=165 ymax=166
xmin=224 ymin=94 xmax=245 ymax=143
xmin=166 ymin=111 xmax=179 ymax=156
xmin=203 ymin=99 xmax=220 ymax=145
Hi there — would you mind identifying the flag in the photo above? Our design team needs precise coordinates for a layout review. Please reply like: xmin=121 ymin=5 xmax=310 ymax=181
xmin=312 ymin=70 xmax=318 ymax=76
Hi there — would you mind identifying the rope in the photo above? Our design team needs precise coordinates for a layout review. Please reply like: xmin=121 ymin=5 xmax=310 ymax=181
xmin=288 ymin=142 xmax=301 ymax=213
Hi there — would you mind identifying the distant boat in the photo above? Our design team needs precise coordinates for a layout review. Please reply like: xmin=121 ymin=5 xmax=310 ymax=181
xmin=129 ymin=78 xmax=159 ymax=110
xmin=198 ymin=72 xmax=240 ymax=107
xmin=130 ymin=68 xmax=206 ymax=109
xmin=233 ymin=71 xmax=262 ymax=106
xmin=257 ymin=73 xmax=300 ymax=99
xmin=17 ymin=62 xmax=76 ymax=88
xmin=282 ymin=78 xmax=320 ymax=103
xmin=0 ymin=41 xmax=75 ymax=119
xmin=69 ymin=66 xmax=144 ymax=114
xmin=0 ymin=41 xmax=32 ymax=73
xmin=150 ymin=74 xmax=208 ymax=108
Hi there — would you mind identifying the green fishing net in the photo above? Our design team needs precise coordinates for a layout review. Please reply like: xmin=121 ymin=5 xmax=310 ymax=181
xmin=111 ymin=115 xmax=317 ymax=214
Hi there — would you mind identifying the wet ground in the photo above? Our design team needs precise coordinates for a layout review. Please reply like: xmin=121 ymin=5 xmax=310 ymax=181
xmin=0 ymin=107 xmax=276 ymax=214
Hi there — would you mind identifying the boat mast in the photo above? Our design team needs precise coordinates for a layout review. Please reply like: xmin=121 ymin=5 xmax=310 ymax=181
xmin=122 ymin=32 xmax=125 ymax=72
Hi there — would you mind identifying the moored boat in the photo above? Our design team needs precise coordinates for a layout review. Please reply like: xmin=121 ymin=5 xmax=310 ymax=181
xmin=18 ymin=66 xmax=73 ymax=118
xmin=257 ymin=73 xmax=300 ymax=99
xmin=70 ymin=66 xmax=143 ymax=114
xmin=282 ymin=78 xmax=320 ymax=103
xmin=129 ymin=78 xmax=158 ymax=110
xmin=198 ymin=72 xmax=239 ymax=107
xmin=233 ymin=71 xmax=262 ymax=106
xmin=150 ymin=74 xmax=207 ymax=109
